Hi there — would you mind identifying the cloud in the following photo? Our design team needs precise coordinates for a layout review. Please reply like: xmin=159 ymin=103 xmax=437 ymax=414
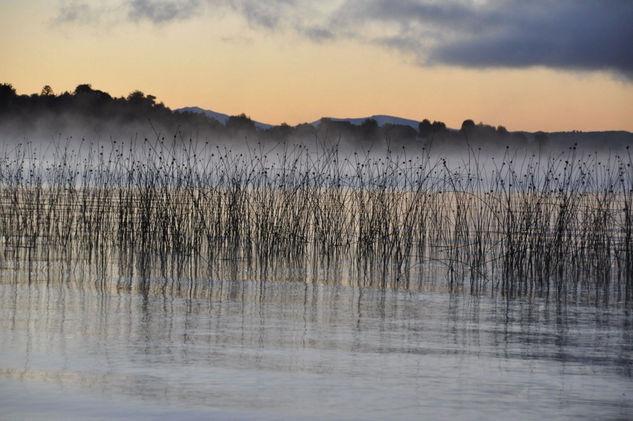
xmin=434 ymin=2 xmax=633 ymax=77
xmin=53 ymin=0 xmax=304 ymax=26
xmin=224 ymin=0 xmax=324 ymax=30
xmin=53 ymin=0 xmax=205 ymax=25
xmin=331 ymin=0 xmax=633 ymax=78
xmin=53 ymin=0 xmax=633 ymax=78
xmin=128 ymin=0 xmax=202 ymax=23
xmin=54 ymin=1 xmax=104 ymax=24
xmin=300 ymin=26 xmax=334 ymax=42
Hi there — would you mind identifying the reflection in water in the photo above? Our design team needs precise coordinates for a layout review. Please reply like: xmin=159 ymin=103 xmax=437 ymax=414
xmin=0 ymin=249 xmax=632 ymax=420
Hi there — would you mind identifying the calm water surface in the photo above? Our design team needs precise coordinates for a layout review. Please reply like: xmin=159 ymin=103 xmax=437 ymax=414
xmin=0 ymin=259 xmax=632 ymax=420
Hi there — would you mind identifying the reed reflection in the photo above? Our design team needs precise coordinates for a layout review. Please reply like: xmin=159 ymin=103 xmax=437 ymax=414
xmin=1 ymin=139 xmax=632 ymax=304
xmin=1 ymin=139 xmax=633 ymax=419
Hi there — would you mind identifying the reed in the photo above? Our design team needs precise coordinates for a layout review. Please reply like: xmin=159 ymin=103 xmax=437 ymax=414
xmin=0 ymin=137 xmax=631 ymax=303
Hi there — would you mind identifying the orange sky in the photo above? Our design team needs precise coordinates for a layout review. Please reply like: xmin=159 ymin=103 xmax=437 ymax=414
xmin=1 ymin=1 xmax=632 ymax=132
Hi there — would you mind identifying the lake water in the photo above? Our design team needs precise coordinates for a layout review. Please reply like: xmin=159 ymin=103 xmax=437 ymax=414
xmin=0 ymin=256 xmax=632 ymax=420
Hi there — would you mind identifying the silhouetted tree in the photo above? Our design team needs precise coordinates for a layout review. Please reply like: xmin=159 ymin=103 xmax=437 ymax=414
xmin=127 ymin=90 xmax=157 ymax=107
xmin=74 ymin=84 xmax=93 ymax=95
xmin=476 ymin=123 xmax=496 ymax=138
xmin=496 ymin=125 xmax=508 ymax=136
xmin=461 ymin=119 xmax=475 ymax=133
xmin=41 ymin=85 xmax=54 ymax=96
xmin=0 ymin=82 xmax=561 ymax=150
xmin=0 ymin=83 xmax=16 ymax=110
xmin=317 ymin=118 xmax=355 ymax=140
xmin=227 ymin=113 xmax=256 ymax=132
xmin=432 ymin=121 xmax=446 ymax=132
xmin=361 ymin=118 xmax=377 ymax=132
xmin=535 ymin=132 xmax=548 ymax=147
xmin=360 ymin=118 xmax=379 ymax=140
xmin=384 ymin=123 xmax=417 ymax=141
xmin=294 ymin=123 xmax=317 ymax=138
xmin=265 ymin=122 xmax=293 ymax=140
xmin=418 ymin=119 xmax=432 ymax=137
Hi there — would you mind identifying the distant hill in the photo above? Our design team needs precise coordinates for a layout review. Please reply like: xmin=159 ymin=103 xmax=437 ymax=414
xmin=177 ymin=108 xmax=452 ymax=131
xmin=145 ymin=106 xmax=633 ymax=149
xmin=176 ymin=106 xmax=272 ymax=130
xmin=1 ymin=82 xmax=631 ymax=151
xmin=178 ymin=108 xmax=433 ymax=131
xmin=311 ymin=115 xmax=423 ymax=130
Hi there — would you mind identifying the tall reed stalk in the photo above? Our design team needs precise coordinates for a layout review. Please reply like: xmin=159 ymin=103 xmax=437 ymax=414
xmin=0 ymin=138 xmax=631 ymax=302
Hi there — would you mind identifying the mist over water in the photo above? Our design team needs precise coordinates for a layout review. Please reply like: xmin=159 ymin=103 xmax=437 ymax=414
xmin=0 ymin=129 xmax=632 ymax=419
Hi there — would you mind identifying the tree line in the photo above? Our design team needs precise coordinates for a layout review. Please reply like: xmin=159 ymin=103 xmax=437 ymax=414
xmin=0 ymin=83 xmax=534 ymax=147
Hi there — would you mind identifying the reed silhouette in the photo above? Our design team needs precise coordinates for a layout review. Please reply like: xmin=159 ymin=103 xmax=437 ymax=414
xmin=1 ymin=136 xmax=631 ymax=304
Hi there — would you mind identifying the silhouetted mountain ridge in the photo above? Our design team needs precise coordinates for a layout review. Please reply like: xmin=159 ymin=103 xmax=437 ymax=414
xmin=177 ymin=107 xmax=438 ymax=131
xmin=177 ymin=106 xmax=272 ymax=130
xmin=310 ymin=115 xmax=425 ymax=130
xmin=1 ymin=83 xmax=631 ymax=151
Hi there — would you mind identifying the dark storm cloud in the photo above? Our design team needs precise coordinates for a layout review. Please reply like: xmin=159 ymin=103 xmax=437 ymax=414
xmin=431 ymin=2 xmax=633 ymax=77
xmin=334 ymin=0 xmax=484 ymax=29
xmin=333 ymin=0 xmax=633 ymax=78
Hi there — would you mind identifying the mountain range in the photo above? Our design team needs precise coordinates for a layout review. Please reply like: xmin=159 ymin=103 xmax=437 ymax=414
xmin=176 ymin=107 xmax=273 ymax=130
xmin=176 ymin=107 xmax=423 ymax=130
xmin=176 ymin=107 xmax=633 ymax=146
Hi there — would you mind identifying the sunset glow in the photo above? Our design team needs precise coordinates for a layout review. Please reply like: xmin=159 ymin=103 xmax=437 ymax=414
xmin=1 ymin=1 xmax=632 ymax=131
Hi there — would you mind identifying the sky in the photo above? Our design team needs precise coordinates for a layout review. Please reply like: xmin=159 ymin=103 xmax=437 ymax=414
xmin=1 ymin=0 xmax=632 ymax=132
